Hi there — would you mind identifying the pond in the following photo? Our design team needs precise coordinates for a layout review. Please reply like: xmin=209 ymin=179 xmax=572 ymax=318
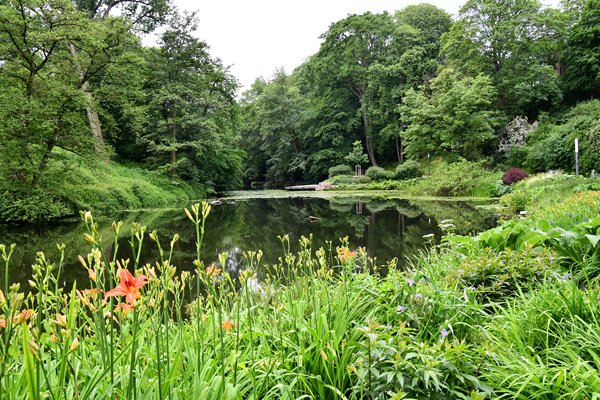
xmin=0 ymin=192 xmax=497 ymax=289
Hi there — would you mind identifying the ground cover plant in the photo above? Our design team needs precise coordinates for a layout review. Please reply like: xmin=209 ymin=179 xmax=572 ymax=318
xmin=1 ymin=184 xmax=599 ymax=399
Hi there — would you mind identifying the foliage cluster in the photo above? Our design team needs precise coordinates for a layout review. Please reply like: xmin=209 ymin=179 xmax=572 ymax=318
xmin=513 ymin=100 xmax=600 ymax=176
xmin=365 ymin=166 xmax=394 ymax=181
xmin=501 ymin=167 xmax=529 ymax=185
xmin=328 ymin=165 xmax=354 ymax=178
xmin=0 ymin=149 xmax=201 ymax=222
xmin=0 ymin=0 xmax=242 ymax=222
xmin=239 ymin=0 xmax=600 ymax=188
xmin=395 ymin=160 xmax=422 ymax=180
xmin=444 ymin=247 xmax=557 ymax=302
xmin=500 ymin=173 xmax=600 ymax=217
xmin=332 ymin=159 xmax=500 ymax=198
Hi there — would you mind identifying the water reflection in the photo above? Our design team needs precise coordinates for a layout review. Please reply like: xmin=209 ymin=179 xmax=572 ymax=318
xmin=0 ymin=196 xmax=496 ymax=289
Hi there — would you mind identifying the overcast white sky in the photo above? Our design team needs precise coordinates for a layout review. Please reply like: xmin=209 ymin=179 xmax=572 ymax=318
xmin=174 ymin=0 xmax=560 ymax=94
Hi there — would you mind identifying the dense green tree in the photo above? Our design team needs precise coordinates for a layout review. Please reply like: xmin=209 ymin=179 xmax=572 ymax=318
xmin=70 ymin=0 xmax=171 ymax=157
xmin=239 ymin=78 xmax=268 ymax=185
xmin=307 ymin=12 xmax=399 ymax=166
xmin=300 ymin=6 xmax=451 ymax=170
xmin=240 ymin=70 xmax=307 ymax=186
xmin=442 ymin=0 xmax=563 ymax=118
xmin=143 ymin=11 xmax=242 ymax=191
xmin=401 ymin=69 xmax=499 ymax=160
xmin=0 ymin=0 xmax=94 ymax=189
xmin=75 ymin=0 xmax=170 ymax=32
xmin=296 ymin=75 xmax=361 ymax=181
xmin=562 ymin=0 xmax=600 ymax=101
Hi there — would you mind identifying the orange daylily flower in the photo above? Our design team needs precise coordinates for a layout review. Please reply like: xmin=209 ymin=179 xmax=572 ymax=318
xmin=205 ymin=263 xmax=222 ymax=277
xmin=115 ymin=302 xmax=134 ymax=316
xmin=0 ymin=309 xmax=34 ymax=329
xmin=104 ymin=269 xmax=148 ymax=305
xmin=338 ymin=247 xmax=357 ymax=263
xmin=221 ymin=320 xmax=236 ymax=332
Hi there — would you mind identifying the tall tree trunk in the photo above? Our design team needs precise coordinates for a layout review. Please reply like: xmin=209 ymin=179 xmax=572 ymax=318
xmin=31 ymin=131 xmax=58 ymax=188
xmin=396 ymin=136 xmax=404 ymax=162
xmin=361 ymin=106 xmax=378 ymax=166
xmin=69 ymin=44 xmax=107 ymax=160
xmin=17 ymin=77 xmax=35 ymax=185
xmin=170 ymin=104 xmax=177 ymax=175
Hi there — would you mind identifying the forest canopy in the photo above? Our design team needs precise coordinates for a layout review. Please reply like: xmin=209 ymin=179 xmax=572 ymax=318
xmin=1 ymin=0 xmax=599 ymax=219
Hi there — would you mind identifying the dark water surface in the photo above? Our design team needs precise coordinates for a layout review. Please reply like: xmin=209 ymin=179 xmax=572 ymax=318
xmin=0 ymin=195 xmax=496 ymax=288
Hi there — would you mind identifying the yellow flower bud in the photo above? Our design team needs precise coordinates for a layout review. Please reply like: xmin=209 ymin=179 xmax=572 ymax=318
xmin=69 ymin=337 xmax=79 ymax=352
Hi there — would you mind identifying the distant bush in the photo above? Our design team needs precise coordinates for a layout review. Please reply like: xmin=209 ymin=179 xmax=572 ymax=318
xmin=502 ymin=167 xmax=529 ymax=185
xmin=328 ymin=164 xmax=353 ymax=178
xmin=494 ymin=180 xmax=514 ymax=197
xmin=395 ymin=160 xmax=422 ymax=180
xmin=365 ymin=166 xmax=394 ymax=181
xmin=327 ymin=174 xmax=370 ymax=185
xmin=417 ymin=160 xmax=500 ymax=197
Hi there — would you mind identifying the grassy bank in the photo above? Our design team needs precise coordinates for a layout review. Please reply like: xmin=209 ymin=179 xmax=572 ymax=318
xmin=0 ymin=179 xmax=599 ymax=398
xmin=0 ymin=149 xmax=204 ymax=223
xmin=327 ymin=159 xmax=502 ymax=198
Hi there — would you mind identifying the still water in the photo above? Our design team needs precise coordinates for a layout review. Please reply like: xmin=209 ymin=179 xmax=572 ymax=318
xmin=0 ymin=194 xmax=496 ymax=288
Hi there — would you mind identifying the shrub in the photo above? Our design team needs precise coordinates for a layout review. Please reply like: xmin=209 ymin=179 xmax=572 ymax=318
xmin=502 ymin=167 xmax=529 ymax=185
xmin=494 ymin=180 xmax=514 ymax=196
xmin=327 ymin=174 xmax=370 ymax=185
xmin=444 ymin=247 xmax=557 ymax=302
xmin=395 ymin=160 xmax=423 ymax=180
xmin=365 ymin=166 xmax=394 ymax=181
xmin=0 ymin=189 xmax=73 ymax=223
xmin=328 ymin=164 xmax=353 ymax=178
xmin=417 ymin=159 xmax=500 ymax=197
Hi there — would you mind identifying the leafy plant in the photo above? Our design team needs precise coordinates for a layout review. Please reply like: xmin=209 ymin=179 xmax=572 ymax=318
xmin=328 ymin=164 xmax=353 ymax=178
xmin=445 ymin=247 xmax=557 ymax=302
xmin=501 ymin=167 xmax=529 ymax=185
xmin=395 ymin=160 xmax=423 ymax=180
xmin=365 ymin=166 xmax=394 ymax=181
xmin=345 ymin=140 xmax=369 ymax=167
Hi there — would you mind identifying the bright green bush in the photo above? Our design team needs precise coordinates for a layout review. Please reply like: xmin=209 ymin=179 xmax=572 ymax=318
xmin=365 ymin=166 xmax=394 ymax=181
xmin=395 ymin=160 xmax=423 ymax=180
xmin=327 ymin=164 xmax=353 ymax=177
xmin=445 ymin=247 xmax=557 ymax=302
xmin=414 ymin=160 xmax=500 ymax=197
xmin=0 ymin=189 xmax=73 ymax=223
xmin=327 ymin=174 xmax=370 ymax=185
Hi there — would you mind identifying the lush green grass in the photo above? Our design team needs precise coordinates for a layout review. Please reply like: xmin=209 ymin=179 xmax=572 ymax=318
xmin=329 ymin=159 xmax=501 ymax=198
xmin=0 ymin=148 xmax=204 ymax=222
xmin=1 ymin=180 xmax=599 ymax=399
xmin=499 ymin=172 xmax=600 ymax=222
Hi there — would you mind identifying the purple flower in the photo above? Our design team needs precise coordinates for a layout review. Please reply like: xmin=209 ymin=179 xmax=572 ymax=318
xmin=406 ymin=278 xmax=415 ymax=287
xmin=561 ymin=273 xmax=572 ymax=280
xmin=441 ymin=329 xmax=448 ymax=338
xmin=396 ymin=305 xmax=405 ymax=313
xmin=415 ymin=293 xmax=422 ymax=300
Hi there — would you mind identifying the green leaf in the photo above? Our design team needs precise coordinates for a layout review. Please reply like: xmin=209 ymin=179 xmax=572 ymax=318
xmin=585 ymin=234 xmax=600 ymax=248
